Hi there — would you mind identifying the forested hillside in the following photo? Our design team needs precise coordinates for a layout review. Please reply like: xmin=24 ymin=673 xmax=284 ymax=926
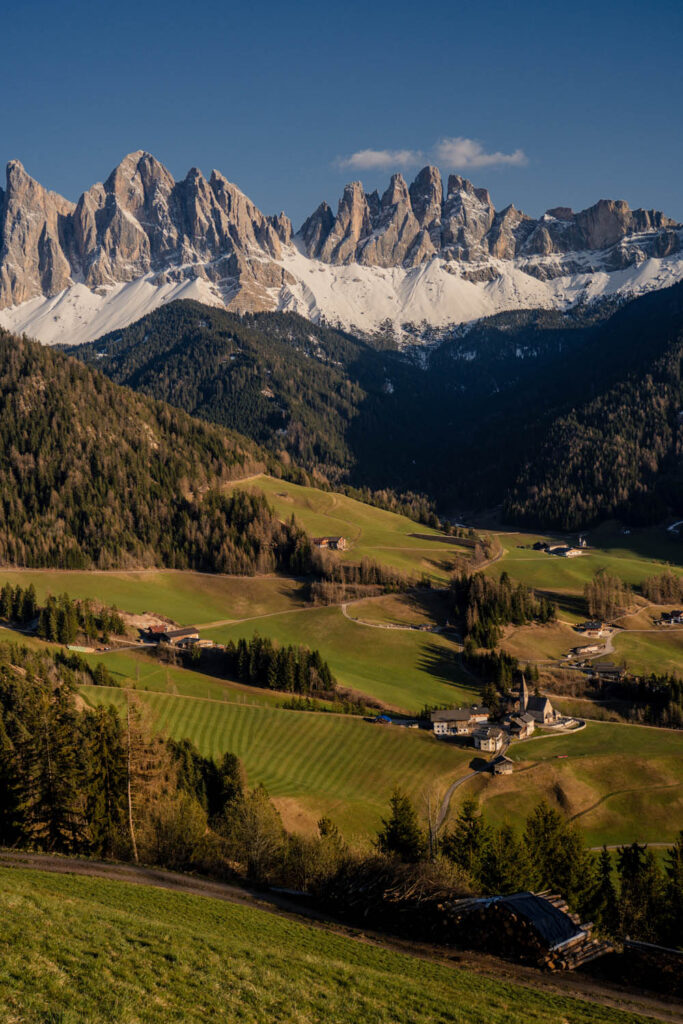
xmin=0 ymin=330 xmax=310 ymax=571
xmin=70 ymin=284 xmax=683 ymax=528
xmin=72 ymin=306 xmax=384 ymax=485
xmin=506 ymin=341 xmax=683 ymax=529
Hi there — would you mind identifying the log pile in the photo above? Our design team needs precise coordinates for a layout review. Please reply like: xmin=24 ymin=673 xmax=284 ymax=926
xmin=319 ymin=863 xmax=612 ymax=971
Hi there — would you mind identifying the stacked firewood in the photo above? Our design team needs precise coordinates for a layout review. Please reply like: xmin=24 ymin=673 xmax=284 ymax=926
xmin=319 ymin=865 xmax=612 ymax=970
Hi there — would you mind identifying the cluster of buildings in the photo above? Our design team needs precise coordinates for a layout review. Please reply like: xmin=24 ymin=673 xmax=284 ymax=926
xmin=312 ymin=536 xmax=348 ymax=551
xmin=658 ymin=610 xmax=683 ymax=625
xmin=426 ymin=678 xmax=556 ymax=762
xmin=533 ymin=538 xmax=587 ymax=558
xmin=145 ymin=625 xmax=216 ymax=651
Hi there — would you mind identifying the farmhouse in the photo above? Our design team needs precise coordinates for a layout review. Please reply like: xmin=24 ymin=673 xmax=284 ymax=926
xmin=491 ymin=754 xmax=514 ymax=775
xmin=428 ymin=706 xmax=490 ymax=737
xmin=313 ymin=536 xmax=348 ymax=551
xmin=577 ymin=620 xmax=608 ymax=638
xmin=546 ymin=544 xmax=582 ymax=558
xmin=160 ymin=627 xmax=200 ymax=646
xmin=571 ymin=643 xmax=603 ymax=656
xmin=509 ymin=712 xmax=535 ymax=738
xmin=473 ymin=725 xmax=505 ymax=753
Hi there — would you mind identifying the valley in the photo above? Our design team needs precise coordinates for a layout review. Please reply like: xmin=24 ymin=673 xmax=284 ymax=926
xmin=0 ymin=473 xmax=679 ymax=849
xmin=2 ymin=7 xmax=682 ymax=1021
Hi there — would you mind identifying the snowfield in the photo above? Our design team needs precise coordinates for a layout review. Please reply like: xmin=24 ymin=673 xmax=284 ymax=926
xmin=2 ymin=243 xmax=683 ymax=346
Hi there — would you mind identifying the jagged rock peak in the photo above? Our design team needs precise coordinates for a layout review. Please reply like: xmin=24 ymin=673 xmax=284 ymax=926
xmin=0 ymin=152 xmax=293 ymax=311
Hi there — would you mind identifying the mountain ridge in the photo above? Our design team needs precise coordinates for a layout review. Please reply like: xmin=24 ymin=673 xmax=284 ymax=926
xmin=0 ymin=151 xmax=681 ymax=345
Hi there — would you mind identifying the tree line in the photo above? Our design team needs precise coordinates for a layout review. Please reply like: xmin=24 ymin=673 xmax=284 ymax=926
xmin=0 ymin=582 xmax=126 ymax=645
xmin=220 ymin=635 xmax=336 ymax=696
xmin=642 ymin=571 xmax=683 ymax=604
xmin=451 ymin=571 xmax=556 ymax=648
xmin=584 ymin=569 xmax=632 ymax=620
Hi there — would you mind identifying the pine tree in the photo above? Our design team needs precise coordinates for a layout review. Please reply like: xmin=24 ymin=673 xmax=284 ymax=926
xmin=592 ymin=847 xmax=619 ymax=935
xmin=376 ymin=789 xmax=427 ymax=863
xmin=442 ymin=799 xmax=490 ymax=877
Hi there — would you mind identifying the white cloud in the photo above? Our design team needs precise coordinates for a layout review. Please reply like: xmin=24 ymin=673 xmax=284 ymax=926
xmin=335 ymin=148 xmax=423 ymax=171
xmin=434 ymin=136 xmax=528 ymax=170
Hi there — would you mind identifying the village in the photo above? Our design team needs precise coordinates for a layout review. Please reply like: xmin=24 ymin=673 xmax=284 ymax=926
xmin=375 ymin=676 xmax=582 ymax=778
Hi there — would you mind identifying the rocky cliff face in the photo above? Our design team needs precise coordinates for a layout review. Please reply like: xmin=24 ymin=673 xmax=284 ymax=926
xmin=0 ymin=152 xmax=681 ymax=346
xmin=0 ymin=151 xmax=293 ymax=311
xmin=298 ymin=165 xmax=680 ymax=275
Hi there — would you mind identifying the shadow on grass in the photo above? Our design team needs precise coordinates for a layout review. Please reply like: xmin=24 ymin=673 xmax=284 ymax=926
xmin=417 ymin=640 xmax=478 ymax=691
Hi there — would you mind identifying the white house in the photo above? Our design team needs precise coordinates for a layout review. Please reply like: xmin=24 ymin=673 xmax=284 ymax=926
xmin=473 ymin=725 xmax=505 ymax=753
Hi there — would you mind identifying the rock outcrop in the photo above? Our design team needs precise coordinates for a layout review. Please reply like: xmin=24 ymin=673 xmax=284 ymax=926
xmin=0 ymin=152 xmax=681 ymax=344
xmin=0 ymin=151 xmax=292 ymax=311
xmin=299 ymin=166 xmax=679 ymax=273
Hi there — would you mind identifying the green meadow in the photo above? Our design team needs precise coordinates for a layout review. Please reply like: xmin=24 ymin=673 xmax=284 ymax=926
xmin=81 ymin=685 xmax=471 ymax=837
xmin=0 ymin=869 xmax=652 ymax=1024
xmin=487 ymin=525 xmax=683 ymax=620
xmin=462 ymin=722 xmax=683 ymax=847
xmin=0 ymin=569 xmax=305 ymax=627
xmin=202 ymin=604 xmax=477 ymax=711
xmin=227 ymin=474 xmax=471 ymax=580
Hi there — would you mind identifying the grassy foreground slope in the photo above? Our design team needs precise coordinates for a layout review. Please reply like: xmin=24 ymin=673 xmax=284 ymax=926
xmin=226 ymin=474 xmax=472 ymax=581
xmin=81 ymin=686 xmax=471 ymax=836
xmin=0 ymin=869 xmax=654 ymax=1024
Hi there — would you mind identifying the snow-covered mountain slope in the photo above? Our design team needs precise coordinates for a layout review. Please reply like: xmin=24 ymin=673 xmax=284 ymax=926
xmin=0 ymin=275 xmax=225 ymax=347
xmin=275 ymin=241 xmax=683 ymax=334
xmin=2 ymin=242 xmax=683 ymax=346
xmin=0 ymin=151 xmax=681 ymax=345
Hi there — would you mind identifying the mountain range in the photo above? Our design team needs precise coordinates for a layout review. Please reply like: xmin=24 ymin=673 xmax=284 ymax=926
xmin=0 ymin=151 xmax=682 ymax=345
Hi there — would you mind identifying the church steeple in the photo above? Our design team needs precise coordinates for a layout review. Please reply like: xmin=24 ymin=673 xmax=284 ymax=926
xmin=520 ymin=675 xmax=529 ymax=713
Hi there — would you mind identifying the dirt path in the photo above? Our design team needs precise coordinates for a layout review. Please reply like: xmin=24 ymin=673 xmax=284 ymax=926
xmin=0 ymin=850 xmax=679 ymax=1023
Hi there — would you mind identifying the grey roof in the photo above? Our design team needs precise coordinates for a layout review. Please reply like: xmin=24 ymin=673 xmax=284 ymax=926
xmin=527 ymin=695 xmax=552 ymax=711
xmin=475 ymin=725 xmax=504 ymax=739
xmin=164 ymin=627 xmax=199 ymax=638
xmin=431 ymin=708 xmax=472 ymax=722
xmin=496 ymin=893 xmax=584 ymax=950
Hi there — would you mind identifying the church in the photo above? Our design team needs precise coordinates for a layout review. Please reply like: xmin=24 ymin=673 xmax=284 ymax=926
xmin=518 ymin=676 xmax=555 ymax=725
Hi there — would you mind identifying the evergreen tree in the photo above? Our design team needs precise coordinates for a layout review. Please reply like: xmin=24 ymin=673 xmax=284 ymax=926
xmin=592 ymin=847 xmax=619 ymax=935
xmin=441 ymin=799 xmax=490 ymax=878
xmin=376 ymin=789 xmax=427 ymax=863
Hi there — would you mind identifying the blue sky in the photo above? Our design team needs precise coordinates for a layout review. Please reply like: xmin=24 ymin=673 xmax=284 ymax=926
xmin=2 ymin=0 xmax=681 ymax=227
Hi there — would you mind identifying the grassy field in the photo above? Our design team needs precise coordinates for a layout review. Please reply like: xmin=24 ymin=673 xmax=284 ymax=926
xmin=605 ymin=630 xmax=683 ymax=675
xmin=202 ymin=604 xmax=477 ymax=711
xmin=83 ymin=648 xmax=287 ymax=708
xmin=487 ymin=526 xmax=683 ymax=618
xmin=227 ymin=474 xmax=472 ymax=581
xmin=344 ymin=590 xmax=448 ymax=627
xmin=0 ymin=869 xmax=654 ymax=1024
xmin=459 ymin=722 xmax=683 ymax=847
xmin=81 ymin=685 xmax=472 ymax=837
xmin=0 ymin=568 xmax=306 ymax=627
